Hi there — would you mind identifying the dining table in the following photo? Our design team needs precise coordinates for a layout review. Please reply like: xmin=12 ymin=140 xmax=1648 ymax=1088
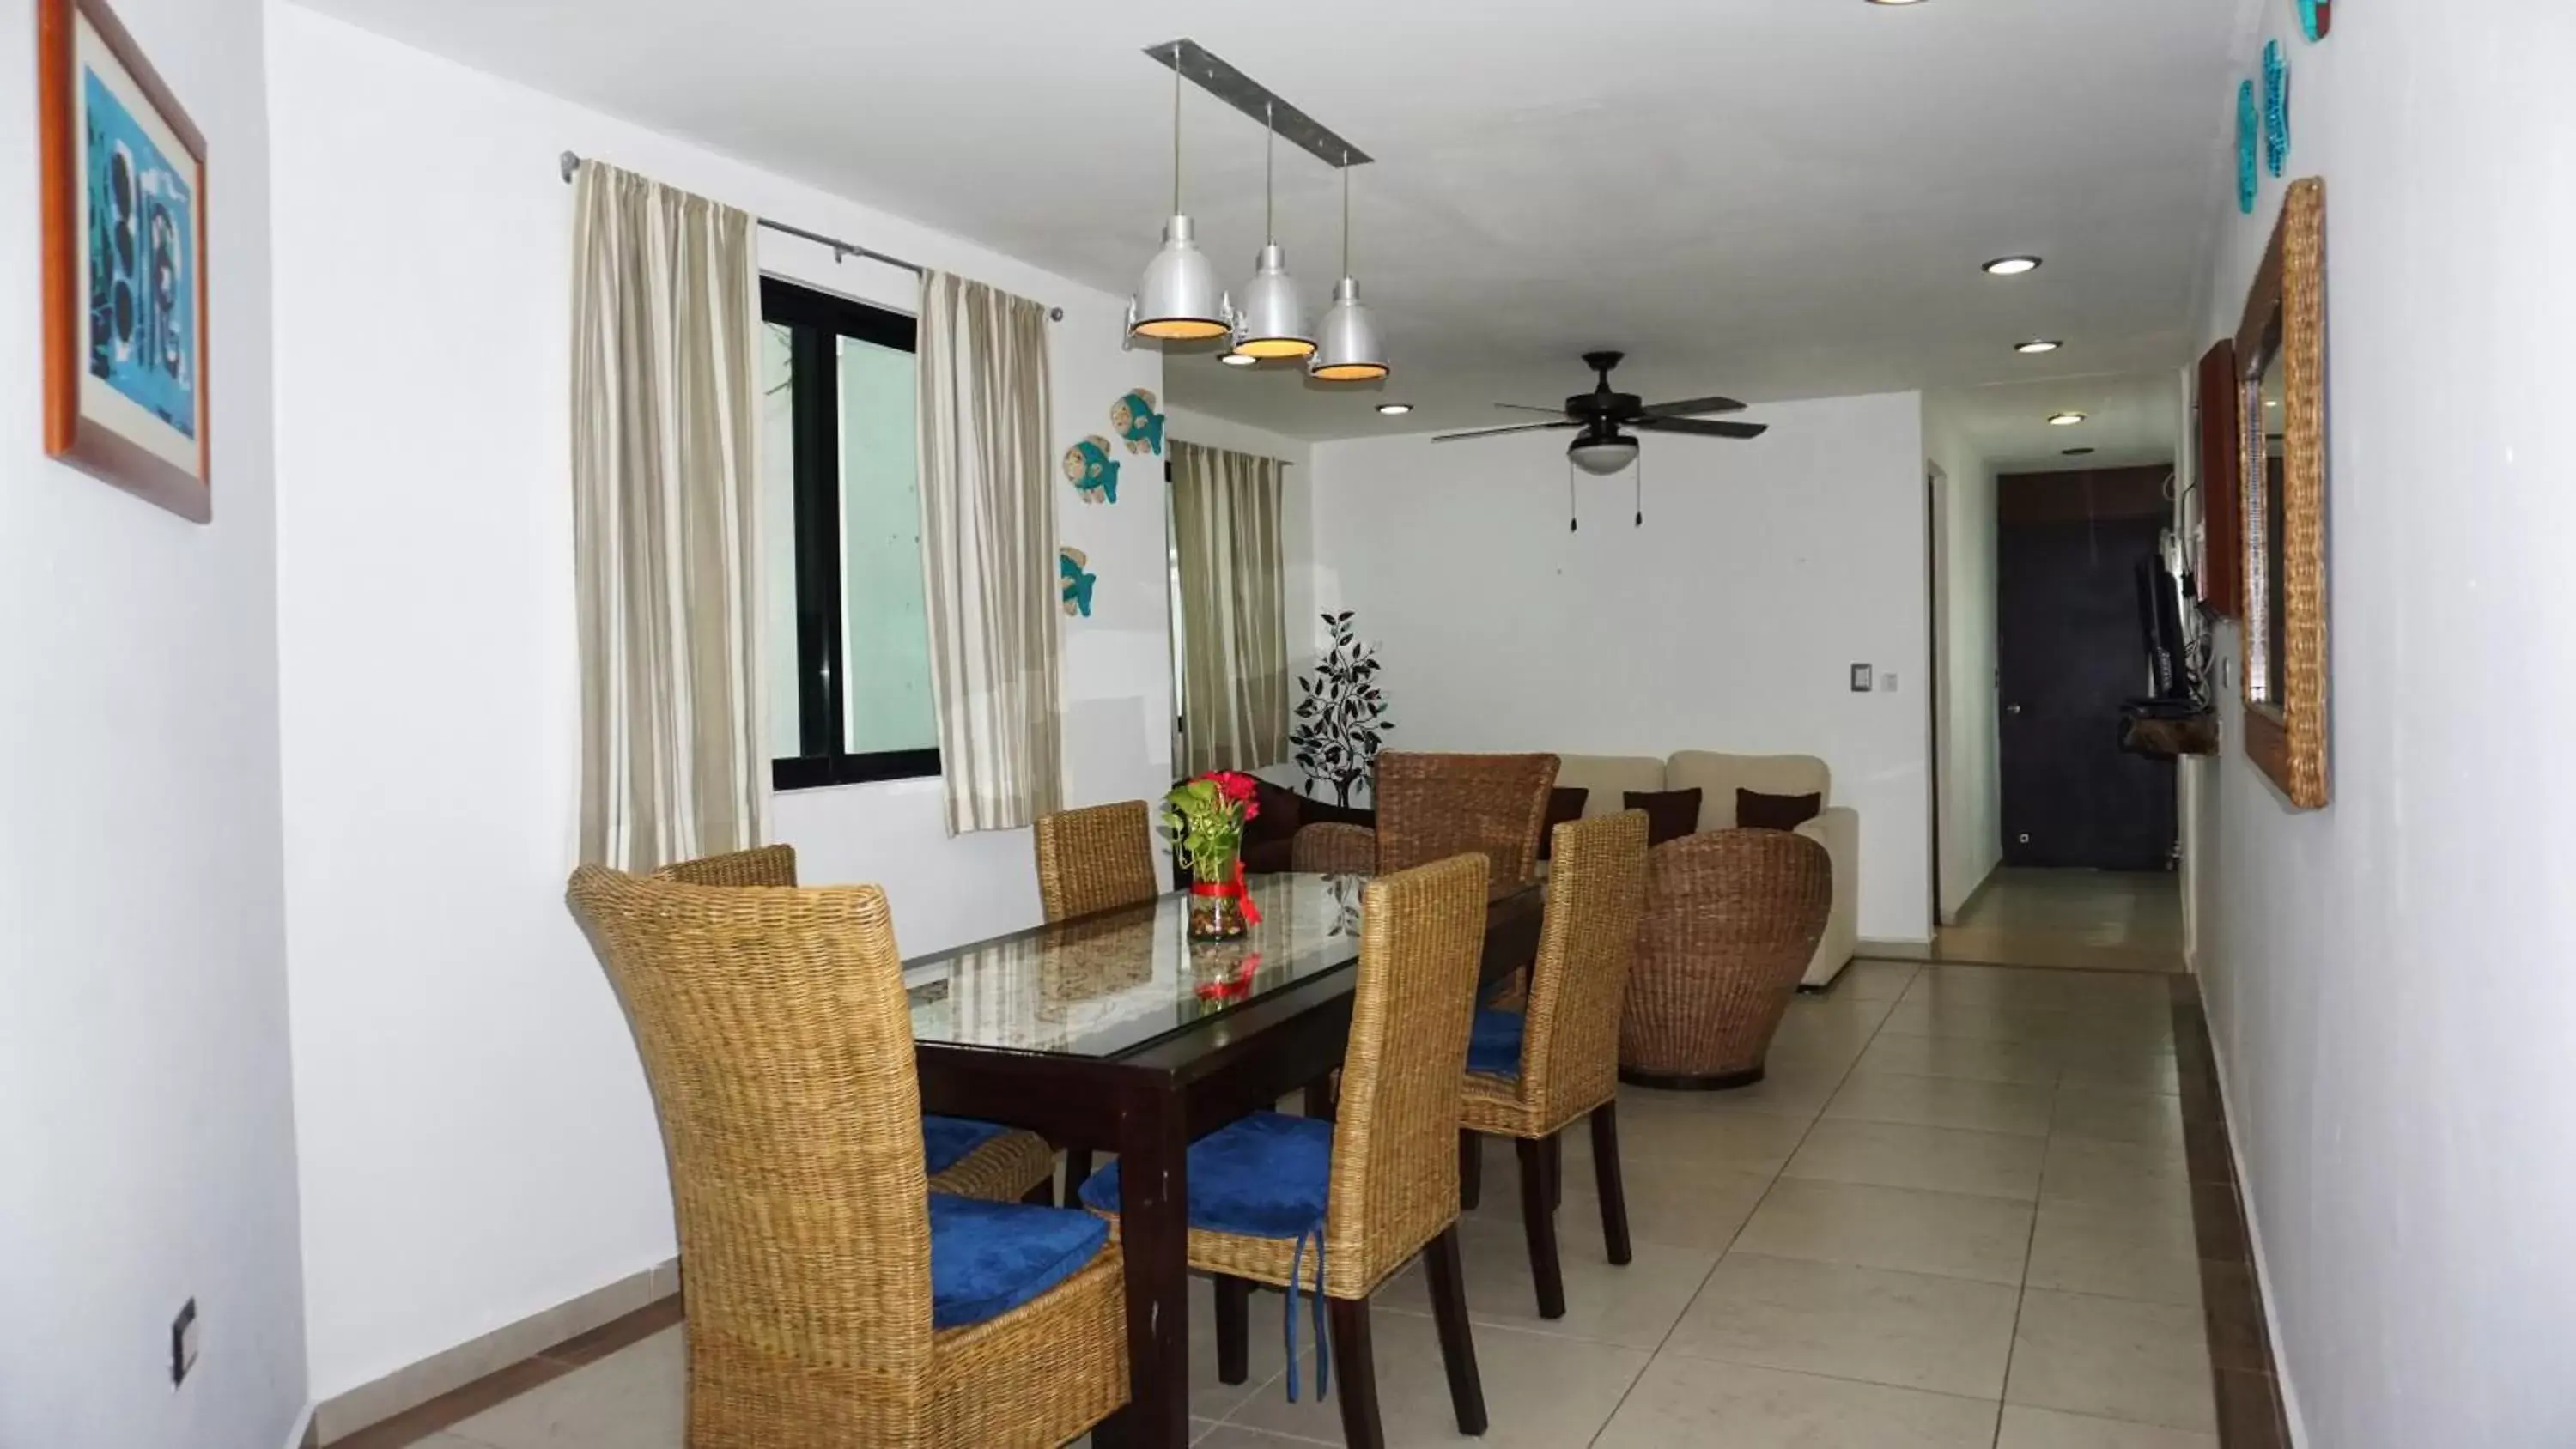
xmin=902 ymin=869 xmax=1546 ymax=1449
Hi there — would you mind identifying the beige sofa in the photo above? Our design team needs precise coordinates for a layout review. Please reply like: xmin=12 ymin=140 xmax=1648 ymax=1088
xmin=1554 ymin=752 xmax=1859 ymax=990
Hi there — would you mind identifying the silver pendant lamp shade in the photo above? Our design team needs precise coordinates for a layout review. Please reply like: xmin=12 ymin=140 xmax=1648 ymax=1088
xmin=1128 ymin=46 xmax=1232 ymax=343
xmin=1309 ymin=153 xmax=1388 ymax=380
xmin=1232 ymin=106 xmax=1314 ymax=359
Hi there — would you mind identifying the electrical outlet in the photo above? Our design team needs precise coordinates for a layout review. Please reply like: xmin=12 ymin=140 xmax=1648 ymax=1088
xmin=1849 ymin=664 xmax=1874 ymax=693
xmin=171 ymin=1298 xmax=197 ymax=1388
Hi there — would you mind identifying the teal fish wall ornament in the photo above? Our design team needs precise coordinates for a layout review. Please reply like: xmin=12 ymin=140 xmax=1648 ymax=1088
xmin=1060 ymin=546 xmax=1097 ymax=618
xmin=1062 ymin=436 xmax=1121 ymax=504
xmin=1110 ymin=388 xmax=1165 ymax=455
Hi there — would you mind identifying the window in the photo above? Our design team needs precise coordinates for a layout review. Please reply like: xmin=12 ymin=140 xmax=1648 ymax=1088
xmin=759 ymin=277 xmax=940 ymax=789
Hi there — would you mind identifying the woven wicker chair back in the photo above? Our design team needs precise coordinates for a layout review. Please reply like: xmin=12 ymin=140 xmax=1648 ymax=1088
xmin=1516 ymin=811 xmax=1652 ymax=1124
xmin=1373 ymin=752 xmax=1560 ymax=888
xmin=653 ymin=842 xmax=798 ymax=888
xmin=1035 ymin=801 xmax=1162 ymax=922
xmin=1326 ymin=852 xmax=1492 ymax=1283
xmin=1624 ymin=829 xmax=1833 ymax=1079
xmin=566 ymin=866 xmax=939 ymax=1409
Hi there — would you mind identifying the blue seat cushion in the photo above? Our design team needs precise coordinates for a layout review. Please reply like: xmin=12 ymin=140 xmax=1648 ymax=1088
xmin=1078 ymin=1112 xmax=1332 ymax=1237
xmin=927 ymin=1192 xmax=1109 ymax=1330
xmin=921 ymin=1114 xmax=1010 ymax=1176
xmin=1467 ymin=1008 xmax=1525 ymax=1080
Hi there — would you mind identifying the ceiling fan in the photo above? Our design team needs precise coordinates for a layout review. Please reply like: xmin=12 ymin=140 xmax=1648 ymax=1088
xmin=1433 ymin=350 xmax=1768 ymax=475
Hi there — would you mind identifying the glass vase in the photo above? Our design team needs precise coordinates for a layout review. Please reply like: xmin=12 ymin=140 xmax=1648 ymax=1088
xmin=1188 ymin=852 xmax=1249 ymax=942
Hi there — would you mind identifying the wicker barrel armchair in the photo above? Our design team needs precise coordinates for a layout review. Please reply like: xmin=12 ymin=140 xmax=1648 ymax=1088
xmin=1289 ymin=751 xmax=1559 ymax=888
xmin=1618 ymin=829 xmax=1833 ymax=1089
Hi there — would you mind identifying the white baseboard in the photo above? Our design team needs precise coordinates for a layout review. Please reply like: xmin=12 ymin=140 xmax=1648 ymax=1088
xmin=2203 ymin=1029 xmax=2307 ymax=1446
xmin=1855 ymin=937 xmax=1935 ymax=961
xmin=312 ymin=1256 xmax=678 ymax=1444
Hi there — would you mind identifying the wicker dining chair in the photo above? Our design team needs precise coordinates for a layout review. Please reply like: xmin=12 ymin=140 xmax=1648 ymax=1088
xmin=1288 ymin=751 xmax=1560 ymax=890
xmin=1454 ymin=811 xmax=1650 ymax=1319
xmin=1618 ymin=829 xmax=1834 ymax=1088
xmin=567 ymin=866 xmax=1129 ymax=1447
xmin=1078 ymin=854 xmax=1494 ymax=1449
xmin=1035 ymin=800 xmax=1162 ymax=922
xmin=1032 ymin=802 xmax=1163 ymax=1198
xmin=655 ymin=845 xmax=1058 ymax=1205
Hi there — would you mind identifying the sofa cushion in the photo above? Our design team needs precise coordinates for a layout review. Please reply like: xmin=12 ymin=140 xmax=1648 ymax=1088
xmin=1736 ymin=788 xmax=1823 ymax=832
xmin=1553 ymin=755 xmax=1668 ymax=818
xmin=1537 ymin=787 xmax=1589 ymax=860
xmin=1665 ymin=752 xmax=1832 ymax=830
xmin=1625 ymin=788 xmax=1704 ymax=846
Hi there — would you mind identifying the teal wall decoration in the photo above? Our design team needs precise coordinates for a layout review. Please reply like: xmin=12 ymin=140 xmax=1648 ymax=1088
xmin=2236 ymin=81 xmax=2260 ymax=215
xmin=2263 ymin=41 xmax=2292 ymax=176
xmin=1062 ymin=435 xmax=1121 ymax=504
xmin=2297 ymin=0 xmax=2331 ymax=41
xmin=1059 ymin=546 xmax=1097 ymax=618
xmin=1110 ymin=388 xmax=1164 ymax=455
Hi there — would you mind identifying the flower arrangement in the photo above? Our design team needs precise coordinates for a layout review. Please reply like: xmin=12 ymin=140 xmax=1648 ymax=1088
xmin=1163 ymin=771 xmax=1262 ymax=939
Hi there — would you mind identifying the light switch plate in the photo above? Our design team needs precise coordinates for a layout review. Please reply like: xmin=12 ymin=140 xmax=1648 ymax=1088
xmin=1849 ymin=664 xmax=1874 ymax=693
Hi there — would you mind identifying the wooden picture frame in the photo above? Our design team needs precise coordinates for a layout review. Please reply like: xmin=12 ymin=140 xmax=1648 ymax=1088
xmin=2194 ymin=337 xmax=2242 ymax=617
xmin=37 ymin=0 xmax=212 ymax=523
xmin=2234 ymin=178 xmax=2329 ymax=808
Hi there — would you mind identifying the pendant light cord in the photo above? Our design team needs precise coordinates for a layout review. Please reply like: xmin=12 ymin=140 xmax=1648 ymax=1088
xmin=1265 ymin=103 xmax=1276 ymax=241
xmin=1170 ymin=44 xmax=1183 ymax=214
xmin=1341 ymin=150 xmax=1353 ymax=275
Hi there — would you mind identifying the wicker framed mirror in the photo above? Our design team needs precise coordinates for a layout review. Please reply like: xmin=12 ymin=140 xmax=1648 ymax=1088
xmin=2234 ymin=178 xmax=2330 ymax=808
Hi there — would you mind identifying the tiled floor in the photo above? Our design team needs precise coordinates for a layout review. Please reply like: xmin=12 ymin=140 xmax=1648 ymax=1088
xmin=1936 ymin=869 xmax=2185 ymax=974
xmin=354 ymin=956 xmax=2260 ymax=1449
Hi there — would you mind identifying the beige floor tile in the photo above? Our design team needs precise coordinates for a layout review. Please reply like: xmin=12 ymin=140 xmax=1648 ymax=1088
xmin=2007 ymin=1290 xmax=2217 ymax=1434
xmin=1996 ymin=1404 xmax=2219 ymax=1448
xmin=1663 ymin=1252 xmax=2020 ymax=1398
xmin=416 ymin=1437 xmax=504 ymax=1449
xmin=1558 ymin=1096 xmax=1817 ymax=1176
xmin=1851 ymin=1031 xmax=2063 ymax=1088
xmin=1731 ymin=1178 xmax=2034 ymax=1285
xmin=1902 ymin=967 xmax=2080 ymax=1012
xmin=2025 ymin=1198 xmax=2201 ymax=1307
xmin=2051 ymin=1047 xmax=2182 ymax=1096
xmin=1376 ymin=1213 xmax=1717 ymax=1349
xmin=1825 ymin=1072 xmax=2056 ymax=1137
xmin=448 ymin=1326 xmax=684 ymax=1448
xmin=1656 ymin=1067 xmax=1844 ymax=1120
xmin=2050 ymin=1088 xmax=2188 ymax=1152
xmin=2040 ymin=1136 xmax=2193 ymax=1210
xmin=1223 ymin=1310 xmax=1648 ymax=1447
xmin=1594 ymin=1356 xmax=1999 ymax=1449
xmin=1783 ymin=1119 xmax=2045 ymax=1201
xmin=1880 ymin=998 xmax=2075 ymax=1045
xmin=1832 ymin=959 xmax=1922 ymax=1001
xmin=1528 ymin=1154 xmax=1774 ymax=1255
xmin=1181 ymin=1425 xmax=1305 ymax=1448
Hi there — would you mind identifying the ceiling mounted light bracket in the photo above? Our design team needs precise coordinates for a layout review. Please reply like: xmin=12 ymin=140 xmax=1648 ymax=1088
xmin=1144 ymin=39 xmax=1372 ymax=169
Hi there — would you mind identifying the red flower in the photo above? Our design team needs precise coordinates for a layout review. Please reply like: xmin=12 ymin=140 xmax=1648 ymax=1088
xmin=1207 ymin=771 xmax=1260 ymax=804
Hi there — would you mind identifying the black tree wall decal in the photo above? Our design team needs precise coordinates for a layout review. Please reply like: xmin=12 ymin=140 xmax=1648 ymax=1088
xmin=1290 ymin=611 xmax=1393 ymax=807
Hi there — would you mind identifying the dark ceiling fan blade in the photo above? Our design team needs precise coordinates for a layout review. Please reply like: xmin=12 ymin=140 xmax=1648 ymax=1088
xmin=1636 ymin=394 xmax=1748 ymax=418
xmin=1493 ymin=403 xmax=1572 ymax=416
xmin=1633 ymin=415 xmax=1768 ymax=440
xmin=1432 ymin=421 xmax=1583 ymax=443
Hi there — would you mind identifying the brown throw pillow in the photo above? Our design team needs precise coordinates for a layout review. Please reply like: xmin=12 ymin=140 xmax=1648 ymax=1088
xmin=1624 ymin=788 xmax=1704 ymax=846
xmin=1537 ymin=786 xmax=1589 ymax=860
xmin=1737 ymin=788 xmax=1823 ymax=832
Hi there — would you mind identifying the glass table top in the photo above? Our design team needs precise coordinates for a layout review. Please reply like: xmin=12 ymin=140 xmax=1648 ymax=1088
xmin=902 ymin=872 xmax=1386 ymax=1060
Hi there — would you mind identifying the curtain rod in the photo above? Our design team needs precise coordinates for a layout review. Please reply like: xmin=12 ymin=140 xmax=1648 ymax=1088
xmin=559 ymin=151 xmax=1063 ymax=321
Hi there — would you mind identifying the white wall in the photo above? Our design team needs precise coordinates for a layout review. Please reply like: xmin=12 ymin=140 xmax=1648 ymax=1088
xmin=265 ymin=1 xmax=1170 ymax=1403
xmin=0 ymin=2 xmax=308 ymax=1446
xmin=2184 ymin=3 xmax=2576 ymax=1444
xmin=1309 ymin=391 xmax=1932 ymax=943
xmin=1923 ymin=403 xmax=2001 ymax=920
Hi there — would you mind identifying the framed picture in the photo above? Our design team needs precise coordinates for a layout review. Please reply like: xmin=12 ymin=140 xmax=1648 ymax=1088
xmin=38 ymin=0 xmax=211 ymax=523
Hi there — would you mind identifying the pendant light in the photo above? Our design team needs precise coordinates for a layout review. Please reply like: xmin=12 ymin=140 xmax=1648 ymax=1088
xmin=1309 ymin=151 xmax=1389 ymax=380
xmin=1127 ymin=45 xmax=1231 ymax=342
xmin=1232 ymin=103 xmax=1315 ymax=359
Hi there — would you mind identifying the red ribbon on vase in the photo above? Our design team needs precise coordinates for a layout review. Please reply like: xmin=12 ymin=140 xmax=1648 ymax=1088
xmin=1188 ymin=858 xmax=1263 ymax=925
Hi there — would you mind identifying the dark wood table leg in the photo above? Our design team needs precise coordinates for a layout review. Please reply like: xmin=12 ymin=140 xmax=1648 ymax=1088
xmin=1303 ymin=1076 xmax=1337 ymax=1122
xmin=1459 ymin=1129 xmax=1483 ymax=1210
xmin=1102 ymin=1086 xmax=1192 ymax=1449
xmin=1422 ymin=1224 xmax=1489 ymax=1434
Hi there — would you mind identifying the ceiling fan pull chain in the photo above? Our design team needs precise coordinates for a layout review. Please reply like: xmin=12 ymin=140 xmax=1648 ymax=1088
xmin=1635 ymin=445 xmax=1645 ymax=527
xmin=1568 ymin=457 xmax=1578 ymax=532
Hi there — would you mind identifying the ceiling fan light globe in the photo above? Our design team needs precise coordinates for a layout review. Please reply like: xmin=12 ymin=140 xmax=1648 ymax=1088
xmin=1568 ymin=436 xmax=1640 ymax=476
xmin=1129 ymin=215 xmax=1232 ymax=341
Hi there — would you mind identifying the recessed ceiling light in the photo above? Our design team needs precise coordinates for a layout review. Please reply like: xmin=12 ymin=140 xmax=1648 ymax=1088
xmin=1376 ymin=403 xmax=1413 ymax=416
xmin=2047 ymin=411 xmax=2087 ymax=426
xmin=1984 ymin=256 xmax=2044 ymax=276
xmin=1218 ymin=351 xmax=1258 ymax=367
xmin=2014 ymin=339 xmax=2063 ymax=355
xmin=2063 ymin=446 xmax=2096 ymax=457
xmin=2264 ymin=398 xmax=2280 ymax=409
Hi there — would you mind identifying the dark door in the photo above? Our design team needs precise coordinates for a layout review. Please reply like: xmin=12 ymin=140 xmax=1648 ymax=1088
xmin=1996 ymin=467 xmax=2178 ymax=870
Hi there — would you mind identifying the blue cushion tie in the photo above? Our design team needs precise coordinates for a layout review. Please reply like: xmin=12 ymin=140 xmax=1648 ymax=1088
xmin=1467 ymin=1008 xmax=1526 ymax=1080
xmin=1079 ymin=1112 xmax=1335 ymax=1402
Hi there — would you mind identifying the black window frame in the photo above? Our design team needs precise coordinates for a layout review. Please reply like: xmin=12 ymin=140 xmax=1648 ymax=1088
xmin=762 ymin=276 xmax=941 ymax=791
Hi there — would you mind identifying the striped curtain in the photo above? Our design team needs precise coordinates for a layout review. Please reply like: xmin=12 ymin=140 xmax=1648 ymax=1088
xmin=915 ymin=273 xmax=1063 ymax=834
xmin=568 ymin=161 xmax=768 ymax=870
xmin=1171 ymin=440 xmax=1289 ymax=774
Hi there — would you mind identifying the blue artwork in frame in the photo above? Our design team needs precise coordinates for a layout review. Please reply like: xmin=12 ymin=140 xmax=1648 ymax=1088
xmin=2236 ymin=81 xmax=2260 ymax=215
xmin=2263 ymin=41 xmax=2292 ymax=177
xmin=84 ymin=64 xmax=197 ymax=438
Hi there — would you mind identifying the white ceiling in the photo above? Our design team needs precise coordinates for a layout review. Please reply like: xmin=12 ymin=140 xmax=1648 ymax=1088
xmin=1929 ymin=371 xmax=2183 ymax=475
xmin=301 ymin=0 xmax=2247 ymax=440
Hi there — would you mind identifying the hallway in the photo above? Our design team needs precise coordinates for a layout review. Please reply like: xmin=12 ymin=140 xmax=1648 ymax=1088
xmin=1940 ymin=870 xmax=2185 ymax=975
